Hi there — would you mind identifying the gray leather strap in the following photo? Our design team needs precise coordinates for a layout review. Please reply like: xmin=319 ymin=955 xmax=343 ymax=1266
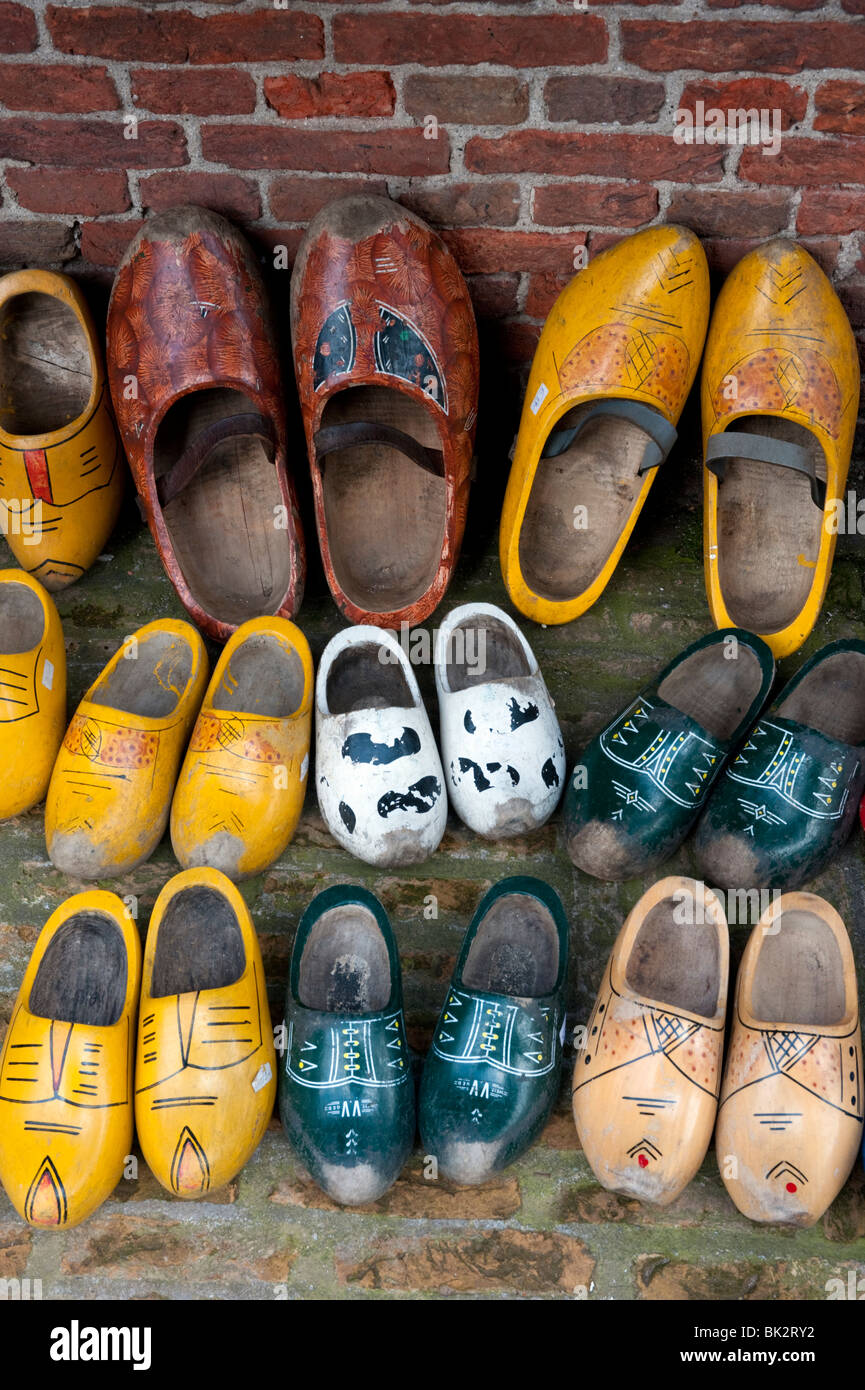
xmin=705 ymin=430 xmax=826 ymax=509
xmin=541 ymin=399 xmax=678 ymax=474
xmin=314 ymin=421 xmax=444 ymax=478
xmin=157 ymin=412 xmax=276 ymax=509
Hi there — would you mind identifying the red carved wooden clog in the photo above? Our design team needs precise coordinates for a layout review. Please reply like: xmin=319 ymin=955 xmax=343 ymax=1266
xmin=107 ymin=206 xmax=305 ymax=643
xmin=291 ymin=195 xmax=478 ymax=629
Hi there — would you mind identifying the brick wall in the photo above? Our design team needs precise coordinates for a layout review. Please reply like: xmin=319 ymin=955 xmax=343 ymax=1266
xmin=1 ymin=0 xmax=865 ymax=371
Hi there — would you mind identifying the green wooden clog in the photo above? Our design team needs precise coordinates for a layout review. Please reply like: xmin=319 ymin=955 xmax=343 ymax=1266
xmin=695 ymin=639 xmax=865 ymax=891
xmin=419 ymin=876 xmax=569 ymax=1185
xmin=278 ymin=885 xmax=415 ymax=1205
xmin=564 ymin=628 xmax=775 ymax=881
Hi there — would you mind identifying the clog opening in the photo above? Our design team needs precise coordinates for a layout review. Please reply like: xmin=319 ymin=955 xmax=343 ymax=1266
xmin=626 ymin=893 xmax=721 ymax=1017
xmin=298 ymin=904 xmax=391 ymax=1013
xmin=151 ymin=886 xmax=246 ymax=996
xmin=657 ymin=640 xmax=763 ymax=740
xmin=715 ymin=416 xmax=826 ymax=636
xmin=96 ymin=631 xmax=194 ymax=719
xmin=214 ymin=632 xmax=305 ymax=718
xmin=748 ymin=909 xmax=846 ymax=1027
xmin=463 ymin=893 xmax=559 ymax=998
xmin=446 ymin=616 xmax=531 ymax=692
xmin=0 ymin=291 xmax=91 ymax=435
xmin=777 ymin=650 xmax=865 ymax=744
xmin=154 ymin=388 xmax=292 ymax=627
xmin=518 ymin=401 xmax=663 ymax=602
xmin=326 ymin=642 xmax=413 ymax=714
xmin=319 ymin=386 xmax=447 ymax=613
xmin=0 ymin=581 xmax=44 ymax=653
xmin=29 ymin=912 xmax=127 ymax=1026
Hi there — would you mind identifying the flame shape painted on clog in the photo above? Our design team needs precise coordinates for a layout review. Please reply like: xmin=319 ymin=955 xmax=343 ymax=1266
xmin=170 ymin=1126 xmax=210 ymax=1194
xmin=25 ymin=1156 xmax=67 ymax=1226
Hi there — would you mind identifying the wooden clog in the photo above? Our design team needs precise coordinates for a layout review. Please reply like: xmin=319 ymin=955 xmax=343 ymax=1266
xmin=279 ymin=885 xmax=415 ymax=1205
xmin=0 ymin=568 xmax=66 ymax=819
xmin=0 ymin=891 xmax=140 ymax=1228
xmin=419 ymin=876 xmax=569 ymax=1184
xmin=315 ymin=624 xmax=446 ymax=867
xmin=170 ymin=617 xmax=312 ymax=880
xmin=291 ymin=195 xmax=478 ymax=628
xmin=434 ymin=602 xmax=565 ymax=838
xmin=573 ymin=877 xmax=728 ymax=1206
xmin=695 ymin=639 xmax=865 ymax=890
xmin=45 ymin=619 xmax=208 ymax=879
xmin=500 ymin=225 xmax=709 ymax=625
xmin=565 ymin=628 xmax=775 ymax=881
xmin=135 ymin=868 xmax=276 ymax=1197
xmin=0 ymin=269 xmax=124 ymax=589
xmin=702 ymin=239 xmax=860 ymax=659
xmin=107 ymin=206 xmax=304 ymax=642
xmin=716 ymin=892 xmax=862 ymax=1226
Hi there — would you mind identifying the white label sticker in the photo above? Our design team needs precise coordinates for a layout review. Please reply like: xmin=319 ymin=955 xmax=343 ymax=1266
xmin=42 ymin=660 xmax=54 ymax=691
xmin=300 ymin=753 xmax=309 ymax=781
xmin=530 ymin=382 xmax=549 ymax=415
xmin=252 ymin=1062 xmax=272 ymax=1093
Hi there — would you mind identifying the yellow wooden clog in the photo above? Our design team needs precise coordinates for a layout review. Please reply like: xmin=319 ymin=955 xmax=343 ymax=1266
xmin=0 ymin=567 xmax=66 ymax=819
xmin=0 ymin=269 xmax=124 ymax=590
xmin=170 ymin=617 xmax=313 ymax=880
xmin=45 ymin=619 xmax=208 ymax=879
xmin=0 ymin=891 xmax=141 ymax=1228
xmin=134 ymin=867 xmax=276 ymax=1197
xmin=703 ymin=239 xmax=860 ymax=659
xmin=500 ymin=226 xmax=710 ymax=625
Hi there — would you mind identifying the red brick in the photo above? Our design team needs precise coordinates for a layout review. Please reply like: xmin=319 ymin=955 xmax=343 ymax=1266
xmin=269 ymin=175 xmax=388 ymax=223
xmin=0 ymin=220 xmax=76 ymax=267
xmin=0 ymin=3 xmax=37 ymax=53
xmin=264 ymin=71 xmax=394 ymax=120
xmin=466 ymin=272 xmax=520 ymax=319
xmin=47 ymin=6 xmax=324 ymax=64
xmin=80 ymin=219 xmax=143 ymax=267
xmin=665 ymin=189 xmax=791 ymax=239
xmin=815 ymin=81 xmax=865 ymax=136
xmin=404 ymin=74 xmax=528 ymax=126
xmin=7 ymin=167 xmax=129 ymax=215
xmin=839 ymin=282 xmax=865 ymax=328
xmin=533 ymin=182 xmax=658 ymax=228
xmin=843 ymin=0 xmax=865 ymax=11
xmin=545 ymin=75 xmax=665 ymax=125
xmin=679 ymin=77 xmax=807 ymax=129
xmin=621 ymin=20 xmax=865 ymax=73
xmin=140 ymin=172 xmax=261 ymax=222
xmin=466 ymin=131 xmax=723 ymax=182
xmin=797 ymin=189 xmax=865 ymax=237
xmin=0 ymin=62 xmax=119 ymax=112
xmin=740 ymin=138 xmax=865 ymax=186
xmin=131 ymin=67 xmax=255 ymax=116
xmin=400 ymin=181 xmax=521 ymax=228
xmin=333 ymin=13 xmax=606 ymax=68
xmin=203 ymin=125 xmax=449 ymax=176
xmin=525 ymin=271 xmax=573 ymax=319
xmin=707 ymin=0 xmax=823 ymax=8
xmin=441 ymin=229 xmax=585 ymax=275
xmin=0 ymin=118 xmax=186 ymax=169
xmin=587 ymin=230 xmax=625 ymax=258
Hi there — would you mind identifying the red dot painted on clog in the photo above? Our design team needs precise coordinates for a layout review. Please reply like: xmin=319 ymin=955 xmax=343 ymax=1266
xmin=638 ymin=1153 xmax=649 ymax=1168
xmin=786 ymin=1182 xmax=797 ymax=1193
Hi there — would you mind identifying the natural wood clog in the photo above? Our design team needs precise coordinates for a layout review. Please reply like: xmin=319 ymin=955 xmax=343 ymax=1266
xmin=0 ymin=568 xmax=66 ymax=819
xmin=434 ymin=602 xmax=565 ymax=838
xmin=45 ymin=619 xmax=208 ymax=879
xmin=279 ymin=885 xmax=415 ymax=1205
xmin=291 ymin=195 xmax=478 ymax=628
xmin=107 ymin=206 xmax=304 ymax=642
xmin=134 ymin=868 xmax=276 ymax=1197
xmin=573 ymin=877 xmax=728 ymax=1206
xmin=0 ymin=269 xmax=124 ymax=590
xmin=702 ymin=239 xmax=860 ymax=659
xmin=565 ymin=628 xmax=775 ymax=881
xmin=419 ymin=876 xmax=569 ymax=1184
xmin=0 ymin=891 xmax=140 ymax=1228
xmin=315 ymin=624 xmax=446 ymax=866
xmin=694 ymin=639 xmax=865 ymax=890
xmin=500 ymin=225 xmax=709 ymax=625
xmin=716 ymin=892 xmax=862 ymax=1226
xmin=170 ymin=616 xmax=312 ymax=880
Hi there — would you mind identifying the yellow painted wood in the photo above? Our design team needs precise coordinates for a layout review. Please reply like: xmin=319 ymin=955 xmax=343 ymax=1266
xmin=170 ymin=617 xmax=313 ymax=880
xmin=134 ymin=867 xmax=276 ymax=1197
xmin=500 ymin=226 xmax=709 ymax=625
xmin=0 ymin=567 xmax=66 ymax=818
xmin=0 ymin=891 xmax=141 ymax=1228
